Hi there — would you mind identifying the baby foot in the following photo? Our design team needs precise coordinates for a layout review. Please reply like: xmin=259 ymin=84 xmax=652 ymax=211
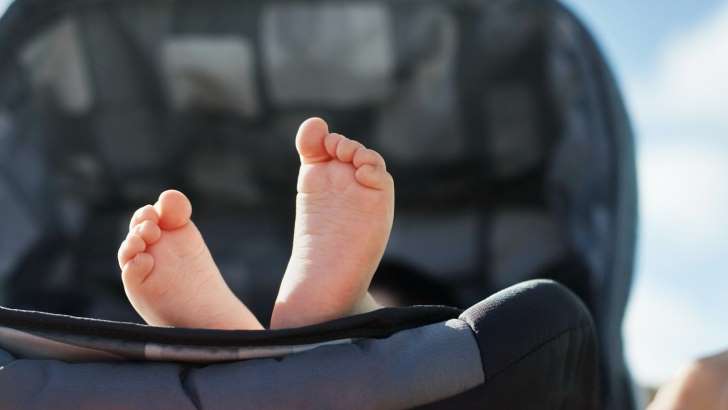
xmin=271 ymin=118 xmax=394 ymax=329
xmin=119 ymin=190 xmax=263 ymax=330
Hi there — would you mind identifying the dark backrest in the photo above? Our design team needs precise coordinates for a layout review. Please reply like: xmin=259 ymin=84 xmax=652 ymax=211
xmin=0 ymin=1 xmax=637 ymax=408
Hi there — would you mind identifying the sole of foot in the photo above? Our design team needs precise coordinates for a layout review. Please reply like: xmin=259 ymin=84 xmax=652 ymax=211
xmin=271 ymin=118 xmax=394 ymax=329
xmin=119 ymin=190 xmax=263 ymax=330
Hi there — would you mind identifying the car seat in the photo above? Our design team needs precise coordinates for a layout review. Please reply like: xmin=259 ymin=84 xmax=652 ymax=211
xmin=0 ymin=0 xmax=637 ymax=408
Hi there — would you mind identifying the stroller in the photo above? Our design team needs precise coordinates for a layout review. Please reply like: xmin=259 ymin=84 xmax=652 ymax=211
xmin=0 ymin=0 xmax=637 ymax=408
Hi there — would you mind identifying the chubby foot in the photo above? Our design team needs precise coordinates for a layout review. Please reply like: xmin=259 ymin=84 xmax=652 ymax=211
xmin=271 ymin=118 xmax=395 ymax=329
xmin=119 ymin=190 xmax=263 ymax=330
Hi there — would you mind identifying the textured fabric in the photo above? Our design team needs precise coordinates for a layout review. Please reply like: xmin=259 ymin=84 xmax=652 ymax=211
xmin=1 ymin=360 xmax=201 ymax=410
xmin=0 ymin=347 xmax=13 ymax=366
xmin=262 ymin=3 xmax=394 ymax=107
xmin=0 ymin=177 xmax=40 ymax=284
xmin=186 ymin=319 xmax=482 ymax=410
xmin=490 ymin=209 xmax=568 ymax=288
xmin=0 ymin=305 xmax=461 ymax=349
xmin=0 ymin=314 xmax=483 ymax=409
xmin=164 ymin=36 xmax=260 ymax=117
xmin=20 ymin=17 xmax=93 ymax=114
xmin=459 ymin=280 xmax=594 ymax=380
xmin=0 ymin=281 xmax=599 ymax=409
xmin=419 ymin=280 xmax=599 ymax=410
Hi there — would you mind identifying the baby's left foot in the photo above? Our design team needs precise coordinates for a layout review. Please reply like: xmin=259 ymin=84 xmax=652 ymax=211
xmin=119 ymin=190 xmax=263 ymax=330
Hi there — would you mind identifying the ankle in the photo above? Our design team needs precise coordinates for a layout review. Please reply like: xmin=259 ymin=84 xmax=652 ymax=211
xmin=349 ymin=293 xmax=382 ymax=315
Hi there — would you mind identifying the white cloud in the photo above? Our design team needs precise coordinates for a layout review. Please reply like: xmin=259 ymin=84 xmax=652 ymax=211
xmin=0 ymin=1 xmax=10 ymax=16
xmin=628 ymin=2 xmax=728 ymax=129
xmin=625 ymin=279 xmax=728 ymax=386
xmin=639 ymin=144 xmax=728 ymax=244
xmin=657 ymin=7 xmax=728 ymax=124
xmin=624 ymin=1 xmax=728 ymax=388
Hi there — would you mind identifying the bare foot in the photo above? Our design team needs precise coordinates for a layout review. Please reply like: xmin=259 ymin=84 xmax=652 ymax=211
xmin=119 ymin=190 xmax=263 ymax=330
xmin=271 ymin=118 xmax=395 ymax=329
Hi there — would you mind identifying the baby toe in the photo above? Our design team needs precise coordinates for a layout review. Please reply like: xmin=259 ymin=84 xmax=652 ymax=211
xmin=353 ymin=148 xmax=386 ymax=170
xmin=133 ymin=220 xmax=162 ymax=245
xmin=118 ymin=234 xmax=147 ymax=269
xmin=355 ymin=164 xmax=393 ymax=191
xmin=121 ymin=252 xmax=155 ymax=285
xmin=129 ymin=205 xmax=159 ymax=231
xmin=155 ymin=190 xmax=192 ymax=230
xmin=335 ymin=137 xmax=364 ymax=163
xmin=324 ymin=132 xmax=343 ymax=157
xmin=295 ymin=118 xmax=331 ymax=164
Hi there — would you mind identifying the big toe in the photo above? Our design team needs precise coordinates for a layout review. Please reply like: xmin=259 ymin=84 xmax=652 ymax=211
xmin=155 ymin=190 xmax=192 ymax=230
xmin=295 ymin=117 xmax=331 ymax=164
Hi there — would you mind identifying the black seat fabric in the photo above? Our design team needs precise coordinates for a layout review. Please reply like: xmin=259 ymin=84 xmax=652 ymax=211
xmin=0 ymin=0 xmax=637 ymax=408
xmin=0 ymin=280 xmax=598 ymax=409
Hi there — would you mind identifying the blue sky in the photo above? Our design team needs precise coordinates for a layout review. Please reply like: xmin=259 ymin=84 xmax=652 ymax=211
xmin=562 ymin=0 xmax=728 ymax=386
xmin=562 ymin=1 xmax=723 ymax=76
xmin=2 ymin=0 xmax=727 ymax=388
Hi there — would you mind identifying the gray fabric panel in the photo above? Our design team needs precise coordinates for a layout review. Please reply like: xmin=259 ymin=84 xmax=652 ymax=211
xmin=374 ymin=7 xmax=465 ymax=163
xmin=262 ymin=3 xmax=394 ymax=106
xmin=77 ymin=9 xmax=147 ymax=105
xmin=0 ymin=174 xmax=41 ymax=282
xmin=0 ymin=112 xmax=10 ymax=143
xmin=479 ymin=1 xmax=541 ymax=65
xmin=386 ymin=211 xmax=479 ymax=278
xmin=144 ymin=339 xmax=353 ymax=363
xmin=547 ymin=100 xmax=612 ymax=286
xmin=0 ymin=115 xmax=47 ymax=205
xmin=0 ymin=320 xmax=481 ymax=409
xmin=0 ymin=348 xmax=12 ymax=366
xmin=19 ymin=17 xmax=93 ymax=114
xmin=0 ymin=325 xmax=352 ymax=363
xmin=116 ymin=2 xmax=172 ymax=68
xmin=485 ymin=83 xmax=543 ymax=178
xmin=490 ymin=209 xmax=567 ymax=289
xmin=0 ymin=327 xmax=125 ymax=362
xmin=188 ymin=319 xmax=483 ymax=410
xmin=164 ymin=36 xmax=260 ymax=117
xmin=193 ymin=215 xmax=291 ymax=315
xmin=545 ymin=11 xmax=613 ymax=288
xmin=0 ymin=359 xmax=198 ymax=410
xmin=77 ymin=9 xmax=166 ymax=182
xmin=186 ymin=144 xmax=264 ymax=204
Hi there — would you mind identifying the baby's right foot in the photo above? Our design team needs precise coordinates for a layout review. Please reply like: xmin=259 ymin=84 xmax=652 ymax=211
xmin=119 ymin=190 xmax=263 ymax=330
xmin=271 ymin=118 xmax=395 ymax=329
